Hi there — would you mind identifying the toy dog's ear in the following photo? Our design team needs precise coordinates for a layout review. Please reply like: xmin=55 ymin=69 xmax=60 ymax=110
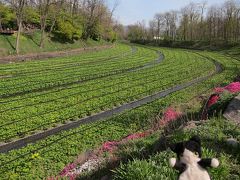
xmin=170 ymin=142 xmax=183 ymax=153
xmin=190 ymin=135 xmax=201 ymax=146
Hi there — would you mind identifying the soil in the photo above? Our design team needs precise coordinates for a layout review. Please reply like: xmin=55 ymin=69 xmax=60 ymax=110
xmin=0 ymin=45 xmax=113 ymax=64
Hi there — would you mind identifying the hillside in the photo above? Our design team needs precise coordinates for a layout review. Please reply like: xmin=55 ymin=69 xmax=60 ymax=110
xmin=111 ymin=115 xmax=240 ymax=180
xmin=0 ymin=31 xmax=110 ymax=57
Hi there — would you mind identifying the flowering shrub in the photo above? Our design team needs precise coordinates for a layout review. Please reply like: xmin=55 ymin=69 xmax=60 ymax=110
xmin=207 ymin=94 xmax=220 ymax=108
xmin=59 ymin=163 xmax=76 ymax=176
xmin=123 ymin=132 xmax=149 ymax=141
xmin=159 ymin=107 xmax=182 ymax=126
xmin=224 ymin=82 xmax=240 ymax=93
xmin=202 ymin=81 xmax=239 ymax=119
xmin=101 ymin=132 xmax=150 ymax=152
xmin=101 ymin=141 xmax=119 ymax=152
xmin=214 ymin=82 xmax=240 ymax=93
xmin=214 ymin=87 xmax=225 ymax=93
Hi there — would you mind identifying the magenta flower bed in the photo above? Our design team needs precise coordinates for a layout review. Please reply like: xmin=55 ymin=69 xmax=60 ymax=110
xmin=101 ymin=132 xmax=150 ymax=152
xmin=101 ymin=141 xmax=119 ymax=152
xmin=214 ymin=82 xmax=240 ymax=93
xmin=207 ymin=94 xmax=220 ymax=108
xmin=160 ymin=107 xmax=182 ymax=126
xmin=224 ymin=82 xmax=240 ymax=93
xmin=123 ymin=132 xmax=149 ymax=141
xmin=59 ymin=163 xmax=76 ymax=176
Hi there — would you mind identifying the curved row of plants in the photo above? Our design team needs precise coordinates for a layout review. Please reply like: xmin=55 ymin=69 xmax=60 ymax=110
xmin=0 ymin=46 xmax=239 ymax=179
xmin=0 ymin=48 xmax=214 ymax=143
xmin=0 ymin=47 xmax=158 ymax=98
xmin=0 ymin=44 xmax=130 ymax=72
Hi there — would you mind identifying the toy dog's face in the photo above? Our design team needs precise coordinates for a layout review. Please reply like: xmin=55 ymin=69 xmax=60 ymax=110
xmin=171 ymin=136 xmax=202 ymax=165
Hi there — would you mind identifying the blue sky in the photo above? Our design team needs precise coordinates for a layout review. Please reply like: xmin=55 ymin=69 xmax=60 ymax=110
xmin=109 ymin=0 xmax=226 ymax=25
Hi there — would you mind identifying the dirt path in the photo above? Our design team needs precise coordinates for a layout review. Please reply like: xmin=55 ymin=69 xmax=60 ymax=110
xmin=0 ymin=45 xmax=113 ymax=64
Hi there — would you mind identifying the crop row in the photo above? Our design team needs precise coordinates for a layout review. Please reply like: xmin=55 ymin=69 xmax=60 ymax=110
xmin=0 ymin=49 xmax=197 ymax=99
xmin=0 ymin=48 xmax=214 ymax=142
xmin=0 ymin=50 xmax=154 ymax=85
xmin=0 ymin=44 xmax=132 ymax=73
xmin=0 ymin=65 xmax=212 ymax=142
xmin=0 ymin=46 xmax=238 ymax=179
xmin=0 ymin=59 xmax=196 ymax=112
xmin=0 ymin=50 xmax=191 ymax=106
xmin=0 ymin=49 xmax=237 ymax=179
xmin=0 ymin=45 xmax=136 ymax=78
xmin=0 ymin=48 xmax=158 ymax=97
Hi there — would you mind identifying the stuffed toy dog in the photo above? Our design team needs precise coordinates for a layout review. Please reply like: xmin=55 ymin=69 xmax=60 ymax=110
xmin=169 ymin=136 xmax=219 ymax=180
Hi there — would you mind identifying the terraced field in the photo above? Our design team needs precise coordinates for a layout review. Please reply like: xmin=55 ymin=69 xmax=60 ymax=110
xmin=0 ymin=44 xmax=239 ymax=179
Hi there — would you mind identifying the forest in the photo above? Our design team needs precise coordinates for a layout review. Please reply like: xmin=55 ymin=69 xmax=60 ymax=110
xmin=0 ymin=0 xmax=120 ymax=54
xmin=127 ymin=0 xmax=240 ymax=48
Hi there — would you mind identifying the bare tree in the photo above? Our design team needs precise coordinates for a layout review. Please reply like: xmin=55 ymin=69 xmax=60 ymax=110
xmin=38 ymin=0 xmax=51 ymax=48
xmin=82 ymin=0 xmax=104 ymax=39
xmin=0 ymin=2 xmax=3 ymax=31
xmin=149 ymin=20 xmax=156 ymax=40
xmin=0 ymin=14 xmax=2 ymax=31
xmin=154 ymin=13 xmax=164 ymax=42
xmin=8 ymin=0 xmax=27 ymax=54
xmin=109 ymin=0 xmax=119 ymax=23
xmin=48 ymin=0 xmax=64 ymax=34
xmin=199 ymin=1 xmax=207 ymax=40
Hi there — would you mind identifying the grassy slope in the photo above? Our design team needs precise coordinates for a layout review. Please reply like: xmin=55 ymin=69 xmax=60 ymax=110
xmin=112 ymin=116 xmax=240 ymax=180
xmin=0 ymin=31 xmax=109 ymax=56
xmin=109 ymin=46 xmax=240 ymax=180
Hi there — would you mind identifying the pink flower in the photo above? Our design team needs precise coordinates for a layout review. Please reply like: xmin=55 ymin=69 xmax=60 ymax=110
xmin=124 ymin=132 xmax=148 ymax=141
xmin=224 ymin=82 xmax=240 ymax=93
xmin=207 ymin=94 xmax=220 ymax=108
xmin=59 ymin=163 xmax=76 ymax=176
xmin=214 ymin=82 xmax=240 ymax=94
xmin=102 ymin=141 xmax=119 ymax=152
xmin=163 ymin=108 xmax=181 ymax=121
xmin=214 ymin=87 xmax=224 ymax=93
xmin=160 ymin=107 xmax=182 ymax=126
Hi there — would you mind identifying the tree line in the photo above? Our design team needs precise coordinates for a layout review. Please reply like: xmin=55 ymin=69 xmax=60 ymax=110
xmin=0 ymin=0 xmax=120 ymax=54
xmin=127 ymin=0 xmax=240 ymax=48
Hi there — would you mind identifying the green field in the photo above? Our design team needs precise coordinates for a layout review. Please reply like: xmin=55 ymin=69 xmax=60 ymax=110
xmin=0 ymin=44 xmax=239 ymax=179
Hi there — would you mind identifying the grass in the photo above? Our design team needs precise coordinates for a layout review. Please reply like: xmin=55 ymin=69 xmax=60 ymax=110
xmin=222 ymin=46 xmax=240 ymax=57
xmin=112 ymin=116 xmax=240 ymax=180
xmin=0 ymin=30 xmax=109 ymax=56
xmin=0 ymin=44 xmax=239 ymax=179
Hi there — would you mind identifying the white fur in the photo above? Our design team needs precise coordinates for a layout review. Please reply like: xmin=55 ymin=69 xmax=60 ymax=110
xmin=211 ymin=158 xmax=219 ymax=168
xmin=179 ymin=149 xmax=211 ymax=180
xmin=169 ymin=158 xmax=177 ymax=167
